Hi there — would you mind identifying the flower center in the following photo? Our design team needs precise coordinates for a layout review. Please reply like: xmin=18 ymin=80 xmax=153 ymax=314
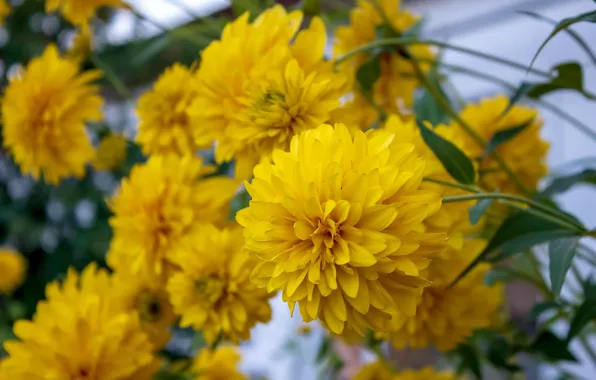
xmin=195 ymin=276 xmax=226 ymax=305
xmin=137 ymin=291 xmax=163 ymax=323
xmin=72 ymin=367 xmax=91 ymax=380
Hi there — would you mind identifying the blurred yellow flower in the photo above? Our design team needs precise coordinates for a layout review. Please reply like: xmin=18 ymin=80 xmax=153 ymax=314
xmin=395 ymin=367 xmax=457 ymax=380
xmin=45 ymin=0 xmax=128 ymax=26
xmin=0 ymin=249 xmax=26 ymax=295
xmin=454 ymin=95 xmax=549 ymax=194
xmin=167 ymin=224 xmax=272 ymax=344
xmin=0 ymin=264 xmax=159 ymax=380
xmin=0 ymin=0 xmax=11 ymax=25
xmin=354 ymin=363 xmax=456 ymax=380
xmin=192 ymin=346 xmax=246 ymax=380
xmin=237 ymin=123 xmax=446 ymax=336
xmin=92 ymin=133 xmax=128 ymax=171
xmin=107 ymin=155 xmax=238 ymax=277
xmin=353 ymin=361 xmax=392 ymax=380
xmin=137 ymin=64 xmax=208 ymax=156
xmin=2 ymin=45 xmax=102 ymax=184
xmin=388 ymin=239 xmax=503 ymax=352
xmin=66 ymin=25 xmax=94 ymax=63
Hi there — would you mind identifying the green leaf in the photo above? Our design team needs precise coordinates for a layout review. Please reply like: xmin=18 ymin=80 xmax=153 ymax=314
xmin=567 ymin=300 xmax=596 ymax=341
xmin=582 ymin=277 xmax=596 ymax=301
xmin=530 ymin=330 xmax=577 ymax=362
xmin=303 ymin=0 xmax=322 ymax=15
xmin=482 ymin=118 xmax=534 ymax=158
xmin=413 ymin=73 xmax=450 ymax=126
xmin=530 ymin=301 xmax=562 ymax=321
xmin=487 ymin=336 xmax=522 ymax=372
xmin=469 ymin=197 xmax=494 ymax=226
xmin=316 ymin=336 xmax=332 ymax=363
xmin=528 ymin=10 xmax=596 ymax=71
xmin=454 ymin=344 xmax=482 ymax=380
xmin=527 ymin=62 xmax=593 ymax=100
xmin=549 ymin=237 xmax=579 ymax=296
xmin=541 ymin=169 xmax=596 ymax=198
xmin=417 ymin=119 xmax=476 ymax=185
xmin=356 ymin=54 xmax=382 ymax=94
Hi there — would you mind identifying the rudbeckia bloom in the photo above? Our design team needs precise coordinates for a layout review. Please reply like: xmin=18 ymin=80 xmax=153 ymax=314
xmin=0 ymin=264 xmax=159 ymax=380
xmin=0 ymin=249 xmax=26 ymax=295
xmin=192 ymin=346 xmax=246 ymax=380
xmin=453 ymin=95 xmax=549 ymax=194
xmin=237 ymin=123 xmax=446 ymax=336
xmin=92 ymin=134 xmax=128 ymax=171
xmin=137 ymin=64 xmax=207 ymax=156
xmin=167 ymin=224 xmax=273 ymax=344
xmin=45 ymin=0 xmax=128 ymax=26
xmin=388 ymin=239 xmax=503 ymax=352
xmin=107 ymin=155 xmax=238 ymax=277
xmin=1 ymin=45 xmax=102 ymax=184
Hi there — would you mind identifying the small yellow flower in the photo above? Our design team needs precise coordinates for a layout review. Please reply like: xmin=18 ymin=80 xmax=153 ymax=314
xmin=0 ymin=0 xmax=11 ymax=25
xmin=192 ymin=346 xmax=246 ymax=380
xmin=354 ymin=363 xmax=457 ymax=380
xmin=0 ymin=264 xmax=159 ymax=380
xmin=237 ymin=123 xmax=446 ymax=336
xmin=167 ymin=224 xmax=272 ymax=344
xmin=394 ymin=367 xmax=457 ymax=380
xmin=0 ymin=249 xmax=26 ymax=295
xmin=137 ymin=64 xmax=208 ymax=156
xmin=297 ymin=324 xmax=312 ymax=336
xmin=2 ymin=45 xmax=102 ymax=184
xmin=66 ymin=25 xmax=94 ymax=63
xmin=45 ymin=0 xmax=129 ymax=26
xmin=107 ymin=155 xmax=238 ymax=278
xmin=353 ymin=361 xmax=392 ymax=380
xmin=92 ymin=133 xmax=128 ymax=171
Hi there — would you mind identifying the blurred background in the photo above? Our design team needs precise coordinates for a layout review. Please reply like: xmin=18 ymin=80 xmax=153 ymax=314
xmin=0 ymin=0 xmax=595 ymax=379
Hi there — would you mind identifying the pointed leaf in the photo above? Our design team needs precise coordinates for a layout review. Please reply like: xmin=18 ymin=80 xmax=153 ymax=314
xmin=527 ymin=62 xmax=593 ymax=100
xmin=530 ymin=301 xmax=562 ymax=321
xmin=356 ymin=54 xmax=382 ymax=94
xmin=454 ymin=344 xmax=482 ymax=380
xmin=469 ymin=197 xmax=494 ymax=225
xmin=567 ymin=300 xmax=596 ymax=341
xmin=541 ymin=169 xmax=596 ymax=197
xmin=549 ymin=237 xmax=579 ymax=296
xmin=482 ymin=118 xmax=534 ymax=158
xmin=530 ymin=330 xmax=577 ymax=362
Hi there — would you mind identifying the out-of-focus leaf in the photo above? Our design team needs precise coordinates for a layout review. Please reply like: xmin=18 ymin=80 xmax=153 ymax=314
xmin=567 ymin=300 xmax=596 ymax=341
xmin=541 ymin=169 xmax=596 ymax=198
xmin=454 ymin=344 xmax=482 ymax=380
xmin=530 ymin=301 xmax=562 ymax=321
xmin=482 ymin=119 xmax=533 ymax=158
xmin=316 ymin=336 xmax=332 ymax=363
xmin=469 ymin=198 xmax=494 ymax=226
xmin=549 ymin=237 xmax=579 ymax=296
xmin=356 ymin=54 xmax=382 ymax=94
xmin=413 ymin=72 xmax=450 ymax=126
xmin=502 ymin=83 xmax=534 ymax=117
xmin=303 ymin=0 xmax=322 ymax=15
xmin=530 ymin=330 xmax=576 ymax=362
xmin=527 ymin=62 xmax=594 ymax=100
xmin=487 ymin=336 xmax=522 ymax=372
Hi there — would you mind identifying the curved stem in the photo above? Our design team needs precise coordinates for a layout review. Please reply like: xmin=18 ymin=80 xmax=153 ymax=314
xmin=423 ymin=177 xmax=481 ymax=193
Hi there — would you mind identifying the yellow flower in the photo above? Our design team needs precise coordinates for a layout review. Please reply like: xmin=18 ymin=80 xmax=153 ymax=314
xmin=107 ymin=155 xmax=238 ymax=277
xmin=137 ymin=64 xmax=208 ymax=156
xmin=237 ymin=123 xmax=446 ymax=336
xmin=192 ymin=346 xmax=246 ymax=380
xmin=190 ymin=7 xmax=345 ymax=178
xmin=354 ymin=363 xmax=457 ymax=380
xmin=66 ymin=25 xmax=94 ymax=63
xmin=454 ymin=95 xmax=549 ymax=194
xmin=334 ymin=0 xmax=434 ymax=120
xmin=0 ymin=0 xmax=11 ymax=25
xmin=167 ymin=224 xmax=272 ymax=344
xmin=45 ymin=0 xmax=128 ymax=26
xmin=353 ymin=361 xmax=392 ymax=380
xmin=1 ymin=45 xmax=102 ymax=184
xmin=395 ymin=367 xmax=457 ymax=380
xmin=388 ymin=239 xmax=503 ymax=352
xmin=112 ymin=268 xmax=176 ymax=350
xmin=0 ymin=264 xmax=159 ymax=380
xmin=92 ymin=133 xmax=128 ymax=171
xmin=0 ymin=249 xmax=26 ymax=295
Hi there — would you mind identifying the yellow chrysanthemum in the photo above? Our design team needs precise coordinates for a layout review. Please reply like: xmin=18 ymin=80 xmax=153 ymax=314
xmin=352 ymin=361 xmax=392 ymax=380
xmin=92 ymin=134 xmax=128 ymax=171
xmin=334 ymin=0 xmax=434 ymax=120
xmin=192 ymin=346 xmax=246 ymax=380
xmin=112 ymin=269 xmax=176 ymax=350
xmin=237 ymin=123 xmax=446 ymax=336
xmin=107 ymin=155 xmax=238 ymax=277
xmin=388 ymin=239 xmax=503 ymax=352
xmin=354 ymin=363 xmax=457 ymax=380
xmin=0 ymin=264 xmax=159 ymax=380
xmin=190 ymin=7 xmax=345 ymax=178
xmin=167 ymin=224 xmax=272 ymax=344
xmin=454 ymin=95 xmax=549 ymax=194
xmin=0 ymin=249 xmax=27 ymax=295
xmin=137 ymin=64 xmax=208 ymax=156
xmin=0 ymin=0 xmax=11 ymax=25
xmin=45 ymin=0 xmax=128 ymax=26
xmin=1 ymin=45 xmax=102 ymax=184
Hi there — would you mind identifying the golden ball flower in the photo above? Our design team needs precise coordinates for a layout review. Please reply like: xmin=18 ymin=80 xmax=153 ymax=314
xmin=0 ymin=249 xmax=27 ymax=295
xmin=354 ymin=363 xmax=457 ymax=380
xmin=192 ymin=346 xmax=246 ymax=380
xmin=1 ymin=45 xmax=102 ymax=184
xmin=136 ymin=63 xmax=208 ymax=156
xmin=107 ymin=155 xmax=238 ymax=277
xmin=0 ymin=0 xmax=11 ymax=25
xmin=237 ymin=123 xmax=447 ymax=336
xmin=45 ymin=0 xmax=129 ymax=26
xmin=454 ymin=95 xmax=549 ymax=194
xmin=0 ymin=264 xmax=159 ymax=380
xmin=92 ymin=133 xmax=128 ymax=171
xmin=167 ymin=224 xmax=273 ymax=344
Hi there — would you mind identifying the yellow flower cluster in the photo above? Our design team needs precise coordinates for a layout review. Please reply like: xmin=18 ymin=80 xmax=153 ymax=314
xmin=354 ymin=362 xmax=457 ymax=380
xmin=0 ymin=0 xmax=10 ymax=25
xmin=0 ymin=249 xmax=26 ymax=295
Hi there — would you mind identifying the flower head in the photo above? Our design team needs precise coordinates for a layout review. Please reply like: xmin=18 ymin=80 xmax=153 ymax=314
xmin=393 ymin=367 xmax=457 ymax=380
xmin=107 ymin=155 xmax=238 ymax=277
xmin=137 ymin=64 xmax=207 ymax=156
xmin=167 ymin=224 xmax=272 ymax=344
xmin=237 ymin=123 xmax=446 ymax=336
xmin=192 ymin=346 xmax=246 ymax=380
xmin=2 ymin=45 xmax=102 ymax=184
xmin=0 ymin=264 xmax=159 ymax=380
xmin=0 ymin=249 xmax=27 ymax=295
xmin=45 ymin=0 xmax=128 ymax=26
xmin=0 ymin=0 xmax=11 ymax=25
xmin=92 ymin=133 xmax=128 ymax=171
xmin=354 ymin=363 xmax=456 ymax=380
xmin=66 ymin=25 xmax=94 ymax=63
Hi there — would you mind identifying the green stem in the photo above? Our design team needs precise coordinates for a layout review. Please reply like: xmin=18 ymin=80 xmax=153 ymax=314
xmin=423 ymin=177 xmax=481 ymax=193
xmin=89 ymin=55 xmax=132 ymax=99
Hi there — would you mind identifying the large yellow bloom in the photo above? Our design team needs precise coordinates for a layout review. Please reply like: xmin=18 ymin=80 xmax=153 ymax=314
xmin=0 ymin=249 xmax=26 ymax=295
xmin=0 ymin=264 xmax=159 ymax=380
xmin=192 ymin=346 xmax=246 ymax=380
xmin=0 ymin=0 xmax=11 ymax=25
xmin=45 ymin=0 xmax=128 ymax=26
xmin=388 ymin=239 xmax=503 ymax=352
xmin=1 ymin=45 xmax=102 ymax=184
xmin=334 ymin=0 xmax=434 ymax=121
xmin=354 ymin=363 xmax=456 ymax=380
xmin=167 ymin=224 xmax=272 ymax=344
xmin=107 ymin=155 xmax=238 ymax=277
xmin=454 ymin=95 xmax=549 ymax=194
xmin=136 ymin=64 xmax=207 ymax=156
xmin=237 ymin=123 xmax=446 ymax=336
xmin=190 ymin=7 xmax=345 ymax=178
